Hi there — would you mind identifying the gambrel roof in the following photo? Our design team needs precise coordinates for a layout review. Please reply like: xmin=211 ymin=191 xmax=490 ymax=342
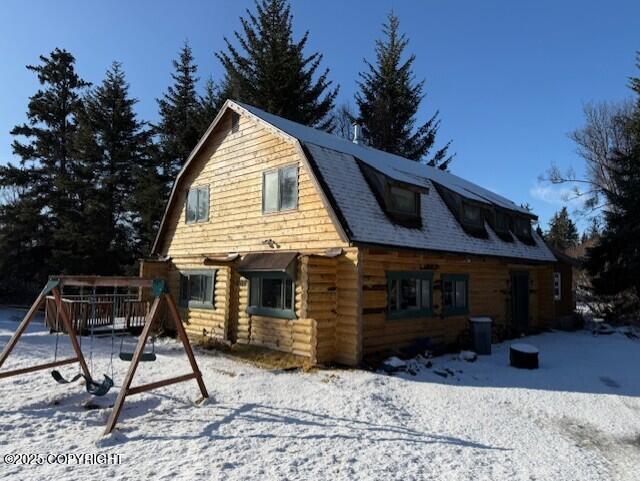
xmin=153 ymin=100 xmax=556 ymax=262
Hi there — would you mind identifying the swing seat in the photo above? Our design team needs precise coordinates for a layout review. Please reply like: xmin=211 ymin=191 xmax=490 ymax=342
xmin=51 ymin=371 xmax=113 ymax=396
xmin=119 ymin=352 xmax=156 ymax=362
xmin=85 ymin=374 xmax=114 ymax=397
xmin=51 ymin=370 xmax=83 ymax=385
xmin=51 ymin=371 xmax=113 ymax=397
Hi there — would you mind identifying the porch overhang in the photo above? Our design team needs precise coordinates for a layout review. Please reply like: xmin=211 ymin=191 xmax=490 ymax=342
xmin=237 ymin=251 xmax=298 ymax=278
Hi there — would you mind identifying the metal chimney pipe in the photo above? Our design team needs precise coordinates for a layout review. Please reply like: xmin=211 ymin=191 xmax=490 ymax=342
xmin=352 ymin=123 xmax=361 ymax=144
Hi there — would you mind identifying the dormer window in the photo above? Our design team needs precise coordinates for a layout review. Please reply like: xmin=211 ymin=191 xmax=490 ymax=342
xmin=389 ymin=186 xmax=418 ymax=216
xmin=462 ymin=202 xmax=483 ymax=228
xmin=514 ymin=216 xmax=535 ymax=245
xmin=492 ymin=209 xmax=514 ymax=242
xmin=515 ymin=217 xmax=531 ymax=237
xmin=495 ymin=211 xmax=511 ymax=233
xmin=356 ymin=159 xmax=424 ymax=228
xmin=432 ymin=183 xmax=488 ymax=239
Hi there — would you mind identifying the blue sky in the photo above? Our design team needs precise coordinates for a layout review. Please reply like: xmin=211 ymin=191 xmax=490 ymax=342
xmin=1 ymin=1 xmax=638 ymax=232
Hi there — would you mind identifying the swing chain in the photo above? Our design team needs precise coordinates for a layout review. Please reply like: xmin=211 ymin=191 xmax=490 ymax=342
xmin=109 ymin=285 xmax=117 ymax=380
xmin=89 ymin=285 xmax=97 ymax=374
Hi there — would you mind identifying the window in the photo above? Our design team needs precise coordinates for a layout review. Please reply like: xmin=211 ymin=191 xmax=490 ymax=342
xmin=355 ymin=159 xmax=423 ymax=226
xmin=248 ymin=274 xmax=295 ymax=319
xmin=553 ymin=272 xmax=561 ymax=301
xmin=389 ymin=186 xmax=418 ymax=215
xmin=495 ymin=211 xmax=511 ymax=233
xmin=491 ymin=210 xmax=514 ymax=241
xmin=231 ymin=112 xmax=240 ymax=133
xmin=186 ymin=186 xmax=209 ymax=223
xmin=441 ymin=274 xmax=469 ymax=316
xmin=262 ymin=165 xmax=298 ymax=213
xmin=462 ymin=203 xmax=483 ymax=227
xmin=179 ymin=271 xmax=216 ymax=309
xmin=387 ymin=271 xmax=433 ymax=320
xmin=515 ymin=217 xmax=531 ymax=238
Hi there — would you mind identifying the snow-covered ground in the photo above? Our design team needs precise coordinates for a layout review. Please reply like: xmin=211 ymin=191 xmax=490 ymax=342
xmin=1 ymin=307 xmax=639 ymax=481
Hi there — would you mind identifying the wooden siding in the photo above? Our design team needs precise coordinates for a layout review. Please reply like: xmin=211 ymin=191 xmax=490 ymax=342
xmin=157 ymin=111 xmax=347 ymax=258
xmin=537 ymin=263 xmax=575 ymax=322
xmin=167 ymin=260 xmax=231 ymax=339
xmin=139 ymin=259 xmax=169 ymax=301
xmin=537 ymin=265 xmax=555 ymax=323
xmin=150 ymin=107 xmax=567 ymax=366
xmin=334 ymin=248 xmax=362 ymax=365
xmin=139 ymin=258 xmax=230 ymax=338
xmin=234 ymin=257 xmax=312 ymax=358
xmin=152 ymin=111 xmax=352 ymax=359
xmin=304 ymin=254 xmax=338 ymax=365
xmin=360 ymin=248 xmax=554 ymax=356
xmin=554 ymin=263 xmax=575 ymax=317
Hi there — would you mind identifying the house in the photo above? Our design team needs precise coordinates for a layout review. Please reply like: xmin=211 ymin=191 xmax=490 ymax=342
xmin=142 ymin=100 xmax=575 ymax=366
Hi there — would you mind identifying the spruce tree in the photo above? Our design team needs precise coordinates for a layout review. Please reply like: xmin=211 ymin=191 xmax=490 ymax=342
xmin=216 ymin=0 xmax=338 ymax=130
xmin=545 ymin=207 xmax=579 ymax=251
xmin=586 ymin=53 xmax=640 ymax=312
xmin=355 ymin=12 xmax=451 ymax=167
xmin=582 ymin=217 xmax=601 ymax=243
xmin=0 ymin=49 xmax=89 ymax=296
xmin=195 ymin=76 xmax=224 ymax=135
xmin=156 ymin=42 xmax=203 ymax=184
xmin=74 ymin=62 xmax=156 ymax=272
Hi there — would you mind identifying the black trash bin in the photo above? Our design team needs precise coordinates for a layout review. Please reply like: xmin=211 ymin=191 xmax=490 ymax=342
xmin=469 ymin=316 xmax=493 ymax=355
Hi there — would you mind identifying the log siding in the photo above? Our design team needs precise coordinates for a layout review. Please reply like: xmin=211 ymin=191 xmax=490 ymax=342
xmin=145 ymin=104 xmax=573 ymax=367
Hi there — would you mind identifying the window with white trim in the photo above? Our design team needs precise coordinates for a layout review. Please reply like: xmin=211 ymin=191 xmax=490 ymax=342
xmin=262 ymin=165 xmax=298 ymax=213
xmin=553 ymin=272 xmax=561 ymax=301
xmin=186 ymin=186 xmax=209 ymax=223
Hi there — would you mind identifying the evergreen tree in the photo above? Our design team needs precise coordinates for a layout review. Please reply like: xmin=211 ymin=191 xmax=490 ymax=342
xmin=545 ymin=207 xmax=579 ymax=251
xmin=581 ymin=217 xmax=601 ymax=243
xmin=216 ymin=0 xmax=338 ymax=130
xmin=74 ymin=62 xmax=157 ymax=272
xmin=355 ymin=12 xmax=451 ymax=167
xmin=195 ymin=76 xmax=224 ymax=135
xmin=586 ymin=53 xmax=640 ymax=312
xmin=128 ymin=156 xmax=165 ymax=260
xmin=0 ymin=49 xmax=89 ymax=297
xmin=156 ymin=42 xmax=203 ymax=184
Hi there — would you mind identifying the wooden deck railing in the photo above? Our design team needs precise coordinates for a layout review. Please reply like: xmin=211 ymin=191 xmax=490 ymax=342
xmin=44 ymin=295 xmax=149 ymax=333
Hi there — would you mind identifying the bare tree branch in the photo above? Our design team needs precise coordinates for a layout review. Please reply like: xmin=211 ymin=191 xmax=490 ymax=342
xmin=540 ymin=100 xmax=634 ymax=219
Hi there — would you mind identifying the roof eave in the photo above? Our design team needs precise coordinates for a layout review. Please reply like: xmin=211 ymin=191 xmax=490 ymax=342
xmin=351 ymin=240 xmax=557 ymax=265
xmin=151 ymin=99 xmax=237 ymax=254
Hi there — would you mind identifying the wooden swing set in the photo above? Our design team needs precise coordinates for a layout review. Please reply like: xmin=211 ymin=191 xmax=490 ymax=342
xmin=0 ymin=276 xmax=209 ymax=435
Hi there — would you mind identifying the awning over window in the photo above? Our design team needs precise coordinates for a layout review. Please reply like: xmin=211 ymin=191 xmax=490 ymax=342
xmin=237 ymin=251 xmax=298 ymax=278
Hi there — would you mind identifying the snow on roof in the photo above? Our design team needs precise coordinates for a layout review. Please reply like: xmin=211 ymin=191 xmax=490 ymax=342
xmin=235 ymin=102 xmax=555 ymax=262
xmin=304 ymin=143 xmax=555 ymax=261
xmin=235 ymin=101 xmax=532 ymax=215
